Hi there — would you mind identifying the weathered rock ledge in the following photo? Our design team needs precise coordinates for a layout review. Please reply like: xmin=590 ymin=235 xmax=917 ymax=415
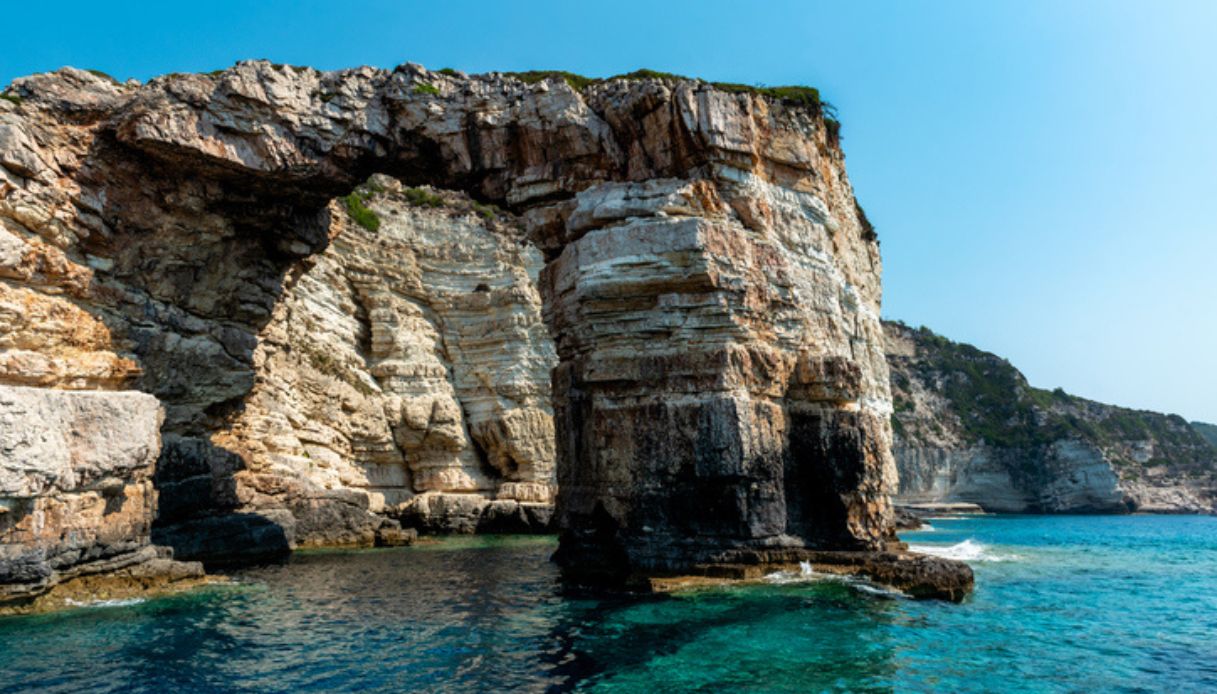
xmin=0 ymin=386 xmax=205 ymax=612
xmin=641 ymin=548 xmax=974 ymax=602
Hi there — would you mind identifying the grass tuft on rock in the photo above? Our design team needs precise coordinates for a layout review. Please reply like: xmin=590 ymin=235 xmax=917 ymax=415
xmin=471 ymin=201 xmax=500 ymax=221
xmin=825 ymin=117 xmax=842 ymax=144
xmin=404 ymin=187 xmax=445 ymax=208
xmin=343 ymin=191 xmax=381 ymax=232
xmin=413 ymin=83 xmax=440 ymax=96
xmin=854 ymin=200 xmax=877 ymax=242
xmin=85 ymin=69 xmax=120 ymax=84
xmin=0 ymin=92 xmax=22 ymax=106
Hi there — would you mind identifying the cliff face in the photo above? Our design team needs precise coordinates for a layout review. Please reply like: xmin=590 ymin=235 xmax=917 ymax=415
xmin=0 ymin=62 xmax=910 ymax=589
xmin=885 ymin=321 xmax=1217 ymax=513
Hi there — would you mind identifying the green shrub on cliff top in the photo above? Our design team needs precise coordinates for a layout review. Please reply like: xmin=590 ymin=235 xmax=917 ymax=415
xmin=502 ymin=68 xmax=830 ymax=116
xmin=825 ymin=117 xmax=842 ymax=143
xmin=85 ymin=68 xmax=120 ymax=84
xmin=608 ymin=69 xmax=694 ymax=82
xmin=506 ymin=70 xmax=599 ymax=91
xmin=711 ymin=82 xmax=823 ymax=109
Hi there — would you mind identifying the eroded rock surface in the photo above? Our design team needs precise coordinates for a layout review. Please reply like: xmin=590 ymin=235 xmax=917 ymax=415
xmin=0 ymin=62 xmax=946 ymax=589
xmin=546 ymin=174 xmax=896 ymax=581
xmin=0 ymin=385 xmax=202 ymax=609
xmin=153 ymin=178 xmax=558 ymax=559
xmin=886 ymin=321 xmax=1217 ymax=514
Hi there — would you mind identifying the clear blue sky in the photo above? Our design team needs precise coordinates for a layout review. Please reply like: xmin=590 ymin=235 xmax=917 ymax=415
xmin=4 ymin=1 xmax=1215 ymax=422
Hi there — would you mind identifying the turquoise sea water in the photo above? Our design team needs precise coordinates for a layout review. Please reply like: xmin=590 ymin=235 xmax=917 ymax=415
xmin=2 ymin=515 xmax=1215 ymax=692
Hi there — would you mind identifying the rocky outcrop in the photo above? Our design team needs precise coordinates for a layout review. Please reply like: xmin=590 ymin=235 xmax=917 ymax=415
xmin=886 ymin=321 xmax=1217 ymax=513
xmin=0 ymin=62 xmax=968 ymax=598
xmin=0 ymin=385 xmax=203 ymax=611
xmin=646 ymin=548 xmax=973 ymax=602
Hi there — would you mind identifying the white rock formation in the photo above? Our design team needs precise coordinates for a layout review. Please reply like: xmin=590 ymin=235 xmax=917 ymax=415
xmin=0 ymin=385 xmax=202 ymax=607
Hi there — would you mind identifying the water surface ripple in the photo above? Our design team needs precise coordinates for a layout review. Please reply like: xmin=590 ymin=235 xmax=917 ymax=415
xmin=2 ymin=516 xmax=1215 ymax=692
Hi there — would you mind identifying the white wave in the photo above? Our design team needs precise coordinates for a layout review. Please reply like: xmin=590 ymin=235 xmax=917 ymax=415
xmin=763 ymin=566 xmax=908 ymax=599
xmin=851 ymin=582 xmax=909 ymax=600
xmin=764 ymin=568 xmax=829 ymax=585
xmin=65 ymin=597 xmax=146 ymax=608
xmin=908 ymin=538 xmax=1020 ymax=562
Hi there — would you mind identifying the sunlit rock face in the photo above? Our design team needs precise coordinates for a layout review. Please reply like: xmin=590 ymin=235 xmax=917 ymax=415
xmin=0 ymin=61 xmax=893 ymax=579
xmin=169 ymin=178 xmax=559 ymax=558
xmin=0 ymin=385 xmax=203 ymax=608
xmin=546 ymin=173 xmax=894 ymax=580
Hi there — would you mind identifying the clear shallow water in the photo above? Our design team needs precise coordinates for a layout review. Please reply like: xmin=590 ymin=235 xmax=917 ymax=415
xmin=2 ymin=516 xmax=1215 ymax=692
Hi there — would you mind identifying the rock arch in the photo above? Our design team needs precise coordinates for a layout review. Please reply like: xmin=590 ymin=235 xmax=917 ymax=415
xmin=1 ymin=62 xmax=898 ymax=586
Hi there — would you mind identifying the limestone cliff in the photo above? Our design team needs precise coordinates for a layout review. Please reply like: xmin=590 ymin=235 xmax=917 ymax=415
xmin=885 ymin=321 xmax=1217 ymax=513
xmin=0 ymin=62 xmax=968 ymax=598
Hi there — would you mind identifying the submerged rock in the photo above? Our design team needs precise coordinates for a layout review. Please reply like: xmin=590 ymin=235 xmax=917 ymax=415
xmin=645 ymin=547 xmax=974 ymax=603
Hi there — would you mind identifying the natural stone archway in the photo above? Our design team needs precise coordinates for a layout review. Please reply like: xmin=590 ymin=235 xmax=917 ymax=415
xmin=0 ymin=62 xmax=954 ymax=595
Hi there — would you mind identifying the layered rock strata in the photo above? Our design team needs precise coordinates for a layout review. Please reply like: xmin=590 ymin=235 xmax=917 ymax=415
xmin=0 ymin=385 xmax=203 ymax=611
xmin=886 ymin=321 xmax=1217 ymax=513
xmin=546 ymin=174 xmax=897 ymax=582
xmin=153 ymin=178 xmax=556 ymax=562
xmin=0 ymin=62 xmax=969 ymax=598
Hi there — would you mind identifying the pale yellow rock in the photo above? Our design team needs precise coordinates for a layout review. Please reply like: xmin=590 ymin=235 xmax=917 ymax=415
xmin=219 ymin=178 xmax=557 ymax=527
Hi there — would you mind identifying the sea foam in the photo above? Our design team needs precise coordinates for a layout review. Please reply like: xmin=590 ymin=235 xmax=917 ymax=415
xmin=763 ymin=563 xmax=909 ymax=599
xmin=908 ymin=538 xmax=1020 ymax=562
xmin=65 ymin=597 xmax=147 ymax=608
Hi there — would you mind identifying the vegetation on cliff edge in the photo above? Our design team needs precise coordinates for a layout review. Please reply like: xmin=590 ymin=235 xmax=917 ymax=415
xmin=502 ymin=68 xmax=834 ymax=118
xmin=887 ymin=320 xmax=1216 ymax=479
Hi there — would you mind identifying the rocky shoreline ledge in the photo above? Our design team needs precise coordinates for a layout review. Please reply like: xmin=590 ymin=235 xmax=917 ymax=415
xmin=639 ymin=548 xmax=974 ymax=602
xmin=0 ymin=546 xmax=212 ymax=616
